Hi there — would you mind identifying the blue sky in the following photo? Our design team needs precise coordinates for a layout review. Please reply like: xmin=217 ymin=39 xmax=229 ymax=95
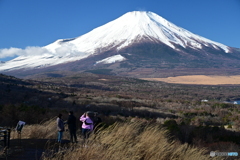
xmin=0 ymin=0 xmax=239 ymax=61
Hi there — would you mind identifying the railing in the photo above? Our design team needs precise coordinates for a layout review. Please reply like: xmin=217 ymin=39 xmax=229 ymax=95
xmin=0 ymin=127 xmax=11 ymax=149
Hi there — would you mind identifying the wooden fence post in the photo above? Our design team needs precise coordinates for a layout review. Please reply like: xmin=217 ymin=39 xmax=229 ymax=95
xmin=7 ymin=129 xmax=11 ymax=148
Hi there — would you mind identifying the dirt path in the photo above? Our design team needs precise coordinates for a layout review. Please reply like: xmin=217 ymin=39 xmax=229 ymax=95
xmin=1 ymin=139 xmax=71 ymax=160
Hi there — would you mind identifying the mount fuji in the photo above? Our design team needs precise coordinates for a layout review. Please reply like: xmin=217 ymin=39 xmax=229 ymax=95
xmin=1 ymin=11 xmax=240 ymax=78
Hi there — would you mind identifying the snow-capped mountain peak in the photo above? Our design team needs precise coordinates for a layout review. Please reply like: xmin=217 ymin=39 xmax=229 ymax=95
xmin=0 ymin=11 xmax=234 ymax=73
xmin=45 ymin=11 xmax=230 ymax=54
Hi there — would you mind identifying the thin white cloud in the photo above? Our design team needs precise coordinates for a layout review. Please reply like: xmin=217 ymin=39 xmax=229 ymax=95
xmin=0 ymin=44 xmax=91 ymax=71
xmin=55 ymin=43 xmax=78 ymax=56
xmin=24 ymin=46 xmax=49 ymax=56
xmin=0 ymin=48 xmax=23 ymax=58
xmin=0 ymin=45 xmax=88 ymax=61
xmin=0 ymin=46 xmax=50 ymax=59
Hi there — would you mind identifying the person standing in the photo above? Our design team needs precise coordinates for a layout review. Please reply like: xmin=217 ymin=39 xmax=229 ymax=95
xmin=93 ymin=112 xmax=102 ymax=130
xmin=80 ymin=112 xmax=94 ymax=139
xmin=67 ymin=111 xmax=77 ymax=143
xmin=57 ymin=113 xmax=65 ymax=143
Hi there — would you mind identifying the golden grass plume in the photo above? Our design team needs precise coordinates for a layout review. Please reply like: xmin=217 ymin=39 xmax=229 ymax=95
xmin=43 ymin=121 xmax=217 ymax=160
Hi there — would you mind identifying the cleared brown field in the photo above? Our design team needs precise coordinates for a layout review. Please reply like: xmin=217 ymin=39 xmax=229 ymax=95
xmin=142 ymin=75 xmax=240 ymax=85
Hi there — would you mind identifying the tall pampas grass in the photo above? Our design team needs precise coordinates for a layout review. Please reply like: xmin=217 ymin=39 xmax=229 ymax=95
xmin=42 ymin=121 xmax=217 ymax=160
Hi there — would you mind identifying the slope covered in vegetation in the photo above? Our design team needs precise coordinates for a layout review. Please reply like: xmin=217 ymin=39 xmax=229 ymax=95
xmin=0 ymin=72 xmax=240 ymax=159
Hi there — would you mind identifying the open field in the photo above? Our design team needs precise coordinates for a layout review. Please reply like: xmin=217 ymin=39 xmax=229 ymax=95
xmin=142 ymin=75 xmax=240 ymax=85
xmin=1 ymin=73 xmax=240 ymax=159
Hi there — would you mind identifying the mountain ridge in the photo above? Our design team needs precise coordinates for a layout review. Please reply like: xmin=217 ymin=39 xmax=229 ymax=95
xmin=0 ymin=11 xmax=240 ymax=78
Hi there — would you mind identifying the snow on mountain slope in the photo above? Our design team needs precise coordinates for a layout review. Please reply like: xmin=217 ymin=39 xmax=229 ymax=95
xmin=95 ymin=54 xmax=126 ymax=64
xmin=0 ymin=11 xmax=231 ymax=72
xmin=46 ymin=11 xmax=230 ymax=52
xmin=0 ymin=53 xmax=89 ymax=71
xmin=45 ymin=11 xmax=230 ymax=53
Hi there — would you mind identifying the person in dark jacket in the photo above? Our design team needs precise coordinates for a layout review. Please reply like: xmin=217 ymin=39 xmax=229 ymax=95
xmin=66 ymin=111 xmax=77 ymax=143
xmin=93 ymin=112 xmax=102 ymax=129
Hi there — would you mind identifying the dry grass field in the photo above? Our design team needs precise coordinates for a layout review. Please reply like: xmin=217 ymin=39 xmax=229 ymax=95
xmin=1 ymin=118 xmax=217 ymax=160
xmin=22 ymin=119 xmax=215 ymax=160
xmin=142 ymin=75 xmax=240 ymax=85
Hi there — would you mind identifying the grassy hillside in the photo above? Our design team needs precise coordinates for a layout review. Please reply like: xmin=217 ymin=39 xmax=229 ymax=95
xmin=9 ymin=119 xmax=221 ymax=160
xmin=1 ymin=72 xmax=240 ymax=159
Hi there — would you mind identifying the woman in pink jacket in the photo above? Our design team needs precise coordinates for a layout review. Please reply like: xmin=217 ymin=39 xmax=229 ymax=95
xmin=80 ymin=112 xmax=94 ymax=139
